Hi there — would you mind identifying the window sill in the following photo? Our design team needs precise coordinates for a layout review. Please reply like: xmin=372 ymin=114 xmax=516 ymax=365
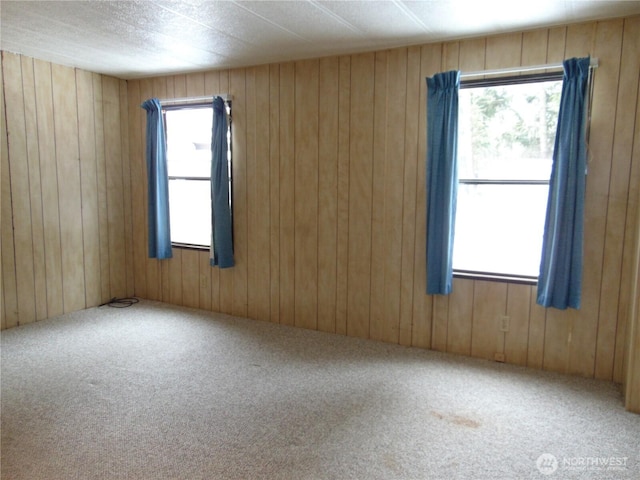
xmin=453 ymin=270 xmax=538 ymax=286
xmin=171 ymin=243 xmax=209 ymax=252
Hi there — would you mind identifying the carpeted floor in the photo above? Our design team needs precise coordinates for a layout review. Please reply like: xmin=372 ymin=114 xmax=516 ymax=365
xmin=1 ymin=300 xmax=639 ymax=479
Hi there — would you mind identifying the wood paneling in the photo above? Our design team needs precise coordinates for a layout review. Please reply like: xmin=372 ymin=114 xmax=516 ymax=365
xmin=294 ymin=59 xmax=319 ymax=331
xmin=122 ymin=18 xmax=639 ymax=383
xmin=347 ymin=52 xmax=374 ymax=339
xmin=3 ymin=17 xmax=640 ymax=394
xmin=138 ymin=18 xmax=638 ymax=381
xmin=1 ymin=53 xmax=132 ymax=326
xmin=4 ymin=53 xmax=37 ymax=324
xmin=317 ymin=57 xmax=339 ymax=334
xmin=278 ymin=62 xmax=295 ymax=327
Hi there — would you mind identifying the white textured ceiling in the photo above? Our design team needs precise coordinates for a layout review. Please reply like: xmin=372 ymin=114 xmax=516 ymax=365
xmin=1 ymin=0 xmax=640 ymax=79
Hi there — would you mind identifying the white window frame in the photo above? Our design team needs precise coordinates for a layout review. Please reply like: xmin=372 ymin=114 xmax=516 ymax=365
xmin=453 ymin=72 xmax=564 ymax=284
xmin=163 ymin=102 xmax=233 ymax=250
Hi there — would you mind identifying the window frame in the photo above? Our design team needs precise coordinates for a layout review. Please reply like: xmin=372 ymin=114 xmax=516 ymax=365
xmin=453 ymin=71 xmax=565 ymax=285
xmin=162 ymin=101 xmax=233 ymax=251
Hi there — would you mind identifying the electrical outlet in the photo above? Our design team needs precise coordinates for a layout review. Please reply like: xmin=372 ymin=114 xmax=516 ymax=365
xmin=499 ymin=315 xmax=510 ymax=332
xmin=200 ymin=274 xmax=208 ymax=290
xmin=494 ymin=352 xmax=505 ymax=362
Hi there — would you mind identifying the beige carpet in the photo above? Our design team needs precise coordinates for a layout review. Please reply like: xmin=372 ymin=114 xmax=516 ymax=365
xmin=1 ymin=300 xmax=639 ymax=479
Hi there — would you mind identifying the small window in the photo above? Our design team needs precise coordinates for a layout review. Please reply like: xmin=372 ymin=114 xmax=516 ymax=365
xmin=164 ymin=103 xmax=232 ymax=249
xmin=453 ymin=74 xmax=562 ymax=281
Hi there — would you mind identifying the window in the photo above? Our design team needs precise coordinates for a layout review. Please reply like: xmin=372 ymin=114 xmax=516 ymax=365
xmin=164 ymin=103 xmax=232 ymax=249
xmin=453 ymin=74 xmax=562 ymax=281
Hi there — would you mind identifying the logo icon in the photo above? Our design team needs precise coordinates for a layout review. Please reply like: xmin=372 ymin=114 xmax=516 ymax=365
xmin=537 ymin=453 xmax=559 ymax=475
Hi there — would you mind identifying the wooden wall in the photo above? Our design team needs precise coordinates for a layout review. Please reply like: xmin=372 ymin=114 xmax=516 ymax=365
xmin=126 ymin=16 xmax=640 ymax=383
xmin=2 ymin=16 xmax=639 ymax=388
xmin=625 ymin=182 xmax=640 ymax=412
xmin=1 ymin=52 xmax=133 ymax=328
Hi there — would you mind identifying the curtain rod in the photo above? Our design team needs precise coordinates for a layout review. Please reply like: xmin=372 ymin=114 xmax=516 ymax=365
xmin=460 ymin=58 xmax=598 ymax=79
xmin=159 ymin=94 xmax=232 ymax=106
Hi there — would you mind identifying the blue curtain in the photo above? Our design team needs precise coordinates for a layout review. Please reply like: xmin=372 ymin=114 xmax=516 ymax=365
xmin=426 ymin=71 xmax=460 ymax=295
xmin=141 ymin=98 xmax=172 ymax=259
xmin=537 ymin=57 xmax=591 ymax=309
xmin=210 ymin=96 xmax=234 ymax=268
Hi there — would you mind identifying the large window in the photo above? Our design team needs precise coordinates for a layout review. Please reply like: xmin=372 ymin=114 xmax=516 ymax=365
xmin=453 ymin=74 xmax=562 ymax=280
xmin=164 ymin=103 xmax=232 ymax=249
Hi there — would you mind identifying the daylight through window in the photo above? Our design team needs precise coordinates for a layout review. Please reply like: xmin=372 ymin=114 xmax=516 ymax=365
xmin=164 ymin=103 xmax=232 ymax=249
xmin=453 ymin=74 xmax=563 ymax=280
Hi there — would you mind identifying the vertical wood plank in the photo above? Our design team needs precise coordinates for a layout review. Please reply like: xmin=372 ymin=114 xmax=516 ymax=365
xmin=543 ymin=309 xmax=571 ymax=374
xmin=0 ymin=54 xmax=19 ymax=328
xmin=458 ymin=37 xmax=486 ymax=73
xmin=442 ymin=42 xmax=459 ymax=71
xmin=398 ymin=46 xmax=421 ymax=346
xmin=625 ymin=185 xmax=640 ymax=410
xmin=279 ymin=62 xmax=295 ymax=325
xmin=447 ymin=279 xmax=474 ymax=355
xmin=564 ymin=22 xmax=596 ymax=58
xmin=471 ymin=281 xmax=507 ymax=360
xmin=431 ymin=295 xmax=449 ymax=352
xmin=186 ymin=72 xmax=204 ymax=98
xmin=33 ymin=58 xmax=64 ymax=317
xmin=0 ymin=56 xmax=4 ymax=326
xmin=521 ymin=28 xmax=549 ymax=69
xmin=4 ymin=53 xmax=37 ymax=324
xmin=485 ymin=32 xmax=522 ymax=69
xmin=335 ymin=55 xmax=351 ymax=336
xmin=102 ymin=76 xmax=127 ymax=300
xmin=128 ymin=79 xmax=145 ymax=299
xmin=181 ymin=249 xmax=199 ymax=308
xmin=317 ymin=56 xmax=339 ymax=333
xmin=294 ymin=59 xmax=319 ymax=330
xmin=505 ymin=284 xmax=532 ymax=366
xmin=20 ymin=57 xmax=48 ymax=320
xmin=527 ymin=292 xmax=547 ymax=369
xmin=347 ymin=53 xmax=374 ymax=339
xmin=169 ymin=248 xmax=183 ymax=305
xmin=199 ymin=250 xmax=212 ymax=311
xmin=370 ymin=50 xmax=388 ymax=342
xmin=594 ymin=19 xmax=628 ymax=380
xmin=93 ymin=74 xmax=110 ymax=303
xmin=246 ymin=67 xmax=258 ymax=320
xmin=615 ymin=16 xmax=640 ymax=383
xmin=567 ymin=20 xmax=618 ymax=378
xmin=268 ymin=64 xmax=280 ymax=323
xmin=546 ymin=26 xmax=568 ymax=64
xmin=255 ymin=65 xmax=271 ymax=322
xmin=52 ymin=63 xmax=85 ymax=313
xmin=119 ymin=78 xmax=134 ymax=297
xmin=381 ymin=48 xmax=407 ymax=344
xmin=76 ymin=69 xmax=101 ymax=308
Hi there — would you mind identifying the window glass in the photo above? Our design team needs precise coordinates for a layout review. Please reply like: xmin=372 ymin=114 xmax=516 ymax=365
xmin=165 ymin=105 xmax=213 ymax=248
xmin=453 ymin=77 xmax=562 ymax=278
